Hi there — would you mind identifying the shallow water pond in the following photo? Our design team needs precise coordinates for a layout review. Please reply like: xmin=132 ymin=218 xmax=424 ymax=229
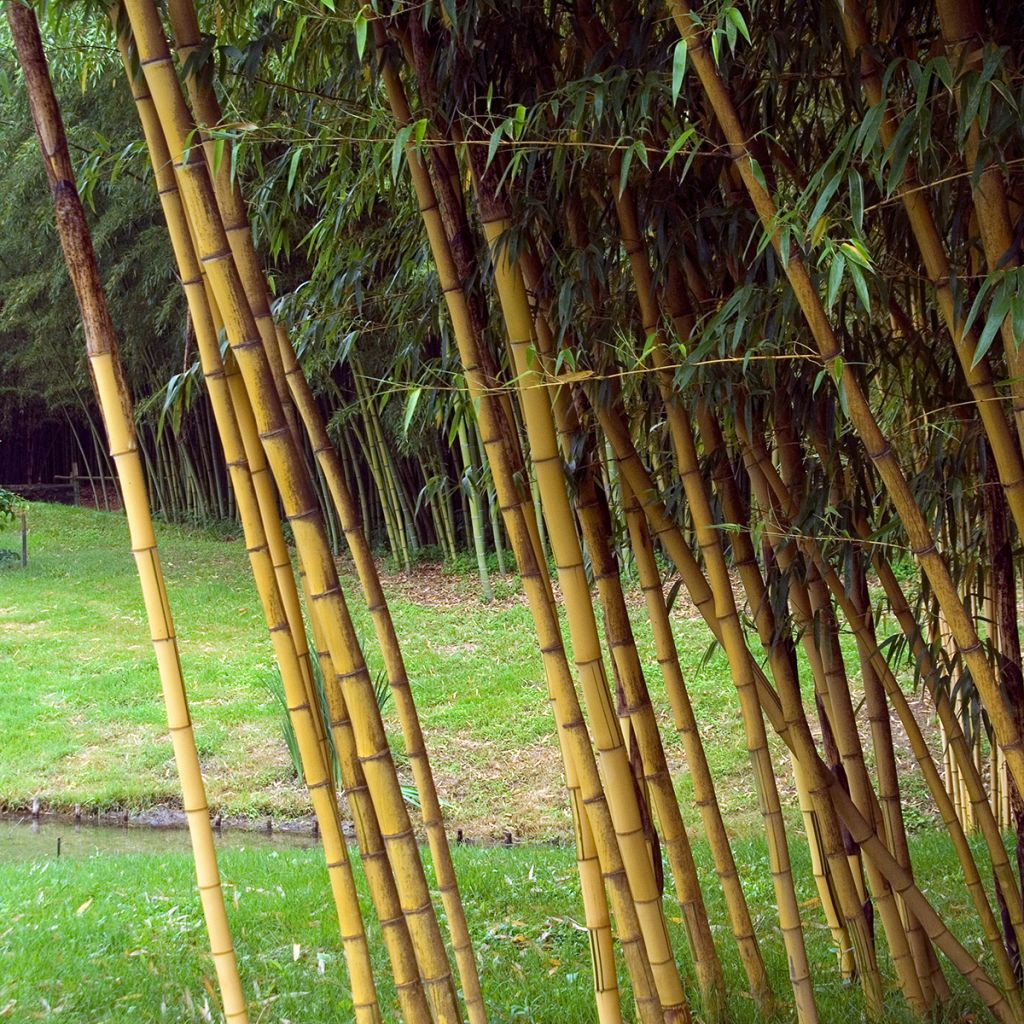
xmin=0 ymin=815 xmax=318 ymax=861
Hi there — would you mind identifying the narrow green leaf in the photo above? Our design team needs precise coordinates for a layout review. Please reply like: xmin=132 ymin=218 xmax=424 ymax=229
xmin=962 ymin=274 xmax=996 ymax=338
xmin=827 ymin=252 xmax=846 ymax=312
xmin=287 ymin=146 xmax=302 ymax=194
xmin=727 ymin=7 xmax=751 ymax=44
xmin=848 ymin=169 xmax=864 ymax=236
xmin=403 ymin=387 xmax=422 ymax=433
xmin=808 ymin=170 xmax=843 ymax=234
xmin=748 ymin=157 xmax=767 ymax=192
xmin=391 ymin=123 xmax=413 ymax=183
xmin=660 ymin=127 xmax=693 ymax=169
xmin=618 ymin=145 xmax=634 ymax=197
xmin=671 ymin=39 xmax=688 ymax=103
xmin=972 ymin=285 xmax=1012 ymax=367
xmin=487 ymin=123 xmax=505 ymax=169
xmin=212 ymin=136 xmax=225 ymax=176
xmin=512 ymin=104 xmax=527 ymax=140
xmin=354 ymin=7 xmax=368 ymax=59
xmin=848 ymin=261 xmax=871 ymax=313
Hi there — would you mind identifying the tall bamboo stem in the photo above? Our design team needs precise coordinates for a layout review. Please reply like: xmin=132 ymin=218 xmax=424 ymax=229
xmin=122 ymin=7 xmax=465 ymax=1021
xmin=163 ymin=10 xmax=488 ymax=1009
xmin=665 ymin=0 xmax=1024 ymax=830
xmin=9 ymin=7 xmax=248 ymax=1019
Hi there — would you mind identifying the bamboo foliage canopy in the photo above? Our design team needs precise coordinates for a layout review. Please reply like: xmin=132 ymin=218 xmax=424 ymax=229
xmin=9 ymin=0 xmax=1024 ymax=1021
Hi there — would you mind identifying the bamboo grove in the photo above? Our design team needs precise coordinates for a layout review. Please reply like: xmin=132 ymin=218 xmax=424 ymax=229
xmin=10 ymin=0 xmax=1024 ymax=1020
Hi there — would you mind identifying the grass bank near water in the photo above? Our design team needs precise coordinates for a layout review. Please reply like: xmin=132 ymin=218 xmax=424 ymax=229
xmin=0 ymin=502 xmax=818 ymax=837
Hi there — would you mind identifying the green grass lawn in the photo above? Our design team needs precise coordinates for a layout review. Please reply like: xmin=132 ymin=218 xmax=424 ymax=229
xmin=0 ymin=834 xmax=994 ymax=1023
xmin=0 ymin=501 xmax=855 ymax=837
xmin=0 ymin=502 xmax=1006 ymax=1022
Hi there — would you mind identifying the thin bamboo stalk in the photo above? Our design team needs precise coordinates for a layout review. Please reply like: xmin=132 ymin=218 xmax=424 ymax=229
xmin=8 ymin=8 xmax=247 ymax=1019
xmin=577 ymin=458 xmax=726 ymax=1020
xmin=160 ymin=15 xmax=490 ymax=1002
xmin=478 ymin=207 xmax=689 ymax=1022
xmin=122 ymin=7 xmax=464 ymax=1021
xmin=665 ymin=0 xmax=1024 ymax=836
xmin=621 ymin=476 xmax=774 ymax=1013
xmin=933 ymin=0 xmax=1024 ymax=454
xmin=376 ymin=31 xmax=662 ymax=1021
xmin=600 ymin=137 xmax=893 ymax=1016
xmin=692 ymin=401 xmax=855 ymax=981
xmin=113 ymin=40 xmax=435 ymax=1021
xmin=737 ymin=426 xmax=1024 ymax=1003
xmin=596 ymin=391 xmax=1014 ymax=1019
xmin=458 ymin=416 xmax=493 ymax=601
xmin=838 ymin=0 xmax=1024 ymax=545
xmin=515 ymin=237 xmax=723 ymax=1012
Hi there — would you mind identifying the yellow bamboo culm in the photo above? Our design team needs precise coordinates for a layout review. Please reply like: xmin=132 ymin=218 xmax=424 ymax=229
xmin=163 ymin=9 xmax=489 ymax=1015
xmin=479 ymin=210 xmax=689 ymax=1024
xmin=121 ymin=4 xmax=470 ymax=1021
xmin=7 ymin=6 xmax=247 ymax=1021
xmin=111 ymin=30 xmax=438 ymax=1022
xmin=373 ymin=27 xmax=668 ymax=1023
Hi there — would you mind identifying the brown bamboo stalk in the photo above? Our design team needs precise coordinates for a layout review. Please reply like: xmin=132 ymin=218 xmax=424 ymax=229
xmin=598 ymin=155 xmax=887 ymax=1005
xmin=769 ymin=404 xmax=926 ymax=1005
xmin=8 ymin=7 xmax=248 ymax=1019
xmin=694 ymin=405 xmax=855 ymax=979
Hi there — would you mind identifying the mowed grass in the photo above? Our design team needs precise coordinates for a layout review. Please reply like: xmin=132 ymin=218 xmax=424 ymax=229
xmin=0 ymin=501 xmax=845 ymax=837
xmin=0 ymin=503 xmax=1004 ymax=1024
xmin=0 ymin=834 xmax=994 ymax=1024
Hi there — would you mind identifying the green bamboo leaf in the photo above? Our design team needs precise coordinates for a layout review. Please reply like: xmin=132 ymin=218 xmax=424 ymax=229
xmin=848 ymin=170 xmax=864 ymax=236
xmin=847 ymin=261 xmax=871 ymax=313
xmin=403 ymin=387 xmax=422 ymax=434
xmin=287 ymin=146 xmax=302 ymax=195
xmin=487 ymin=122 xmax=505 ymax=169
xmin=840 ymin=239 xmax=873 ymax=269
xmin=660 ymin=127 xmax=693 ymax=169
xmin=808 ymin=170 xmax=843 ymax=234
xmin=353 ymin=7 xmax=368 ymax=59
xmin=1013 ymin=289 xmax=1024 ymax=352
xmin=748 ymin=157 xmax=767 ymax=192
xmin=671 ymin=39 xmax=688 ymax=103
xmin=962 ymin=274 xmax=996 ymax=338
xmin=618 ymin=144 xmax=634 ymax=197
xmin=827 ymin=252 xmax=846 ymax=312
xmin=392 ymin=123 xmax=413 ymax=182
xmin=857 ymin=102 xmax=886 ymax=158
xmin=212 ymin=136 xmax=225 ymax=176
xmin=512 ymin=104 xmax=527 ymax=140
xmin=727 ymin=7 xmax=751 ymax=44
xmin=972 ymin=285 xmax=1012 ymax=368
